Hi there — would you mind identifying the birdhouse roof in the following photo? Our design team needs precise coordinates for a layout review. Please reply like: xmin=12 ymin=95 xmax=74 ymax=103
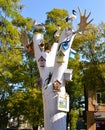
xmin=54 ymin=80 xmax=61 ymax=85
xmin=38 ymin=56 xmax=46 ymax=61
xmin=57 ymin=50 xmax=65 ymax=56
xmin=64 ymin=69 xmax=73 ymax=74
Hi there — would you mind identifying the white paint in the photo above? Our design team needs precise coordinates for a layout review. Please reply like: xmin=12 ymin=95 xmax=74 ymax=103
xmin=33 ymin=27 xmax=76 ymax=130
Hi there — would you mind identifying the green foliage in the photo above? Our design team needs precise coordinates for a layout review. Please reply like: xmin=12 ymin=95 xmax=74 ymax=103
xmin=79 ymin=23 xmax=105 ymax=90
xmin=46 ymin=8 xmax=68 ymax=25
xmin=82 ymin=62 xmax=105 ymax=90
xmin=67 ymin=54 xmax=83 ymax=106
xmin=70 ymin=109 xmax=78 ymax=130
xmin=45 ymin=8 xmax=70 ymax=44
xmin=7 ymin=88 xmax=43 ymax=127
xmin=24 ymin=88 xmax=43 ymax=126
xmin=73 ymin=24 xmax=98 ymax=51
xmin=0 ymin=0 xmax=42 ymax=128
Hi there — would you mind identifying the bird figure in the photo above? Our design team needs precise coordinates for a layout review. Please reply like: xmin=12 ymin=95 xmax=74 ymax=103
xmin=33 ymin=20 xmax=45 ymax=30
xmin=53 ymin=25 xmax=61 ymax=39
xmin=20 ymin=31 xmax=34 ymax=55
xmin=65 ymin=10 xmax=77 ymax=23
xmin=20 ymin=31 xmax=29 ymax=51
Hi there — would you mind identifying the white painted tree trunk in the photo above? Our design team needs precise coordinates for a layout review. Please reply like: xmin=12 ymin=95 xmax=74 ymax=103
xmin=33 ymin=27 xmax=76 ymax=130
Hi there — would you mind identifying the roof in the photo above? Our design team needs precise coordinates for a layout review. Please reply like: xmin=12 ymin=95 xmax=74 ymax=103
xmin=38 ymin=56 xmax=46 ymax=61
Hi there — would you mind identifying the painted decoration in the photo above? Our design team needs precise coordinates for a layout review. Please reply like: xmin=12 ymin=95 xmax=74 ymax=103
xmin=27 ymin=42 xmax=34 ymax=55
xmin=64 ymin=69 xmax=73 ymax=81
xmin=45 ymin=72 xmax=52 ymax=85
xmin=61 ymin=39 xmax=70 ymax=50
xmin=38 ymin=56 xmax=46 ymax=67
xmin=57 ymin=94 xmax=69 ymax=112
xmin=39 ymin=41 xmax=45 ymax=51
xmin=36 ymin=77 xmax=42 ymax=88
xmin=57 ymin=50 xmax=65 ymax=63
xmin=53 ymin=80 xmax=61 ymax=92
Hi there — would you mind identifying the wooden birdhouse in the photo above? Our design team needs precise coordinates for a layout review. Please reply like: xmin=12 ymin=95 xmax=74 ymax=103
xmin=57 ymin=50 xmax=65 ymax=63
xmin=53 ymin=80 xmax=61 ymax=92
xmin=64 ymin=69 xmax=73 ymax=81
xmin=38 ymin=56 xmax=46 ymax=67
xmin=39 ymin=40 xmax=45 ymax=51
xmin=26 ymin=42 xmax=34 ymax=56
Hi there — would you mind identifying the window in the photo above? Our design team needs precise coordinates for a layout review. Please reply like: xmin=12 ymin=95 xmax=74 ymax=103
xmin=96 ymin=91 xmax=105 ymax=104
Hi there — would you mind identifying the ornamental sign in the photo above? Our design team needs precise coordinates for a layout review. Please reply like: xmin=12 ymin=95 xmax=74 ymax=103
xmin=57 ymin=94 xmax=69 ymax=112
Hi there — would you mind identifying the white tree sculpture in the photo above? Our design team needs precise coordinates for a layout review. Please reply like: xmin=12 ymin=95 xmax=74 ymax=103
xmin=32 ymin=8 xmax=93 ymax=130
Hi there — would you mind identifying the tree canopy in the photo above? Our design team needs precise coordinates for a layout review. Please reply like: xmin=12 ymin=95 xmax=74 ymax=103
xmin=0 ymin=2 xmax=105 ymax=130
xmin=0 ymin=0 xmax=42 ymax=129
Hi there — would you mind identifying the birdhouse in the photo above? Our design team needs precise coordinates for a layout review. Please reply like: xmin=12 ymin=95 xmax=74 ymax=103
xmin=26 ymin=42 xmax=34 ymax=56
xmin=53 ymin=80 xmax=61 ymax=92
xmin=38 ymin=56 xmax=46 ymax=67
xmin=39 ymin=40 xmax=45 ymax=51
xmin=57 ymin=50 xmax=65 ymax=63
xmin=64 ymin=69 xmax=73 ymax=81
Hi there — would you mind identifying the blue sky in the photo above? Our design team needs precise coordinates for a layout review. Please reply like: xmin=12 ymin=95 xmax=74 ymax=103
xmin=21 ymin=0 xmax=105 ymax=26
